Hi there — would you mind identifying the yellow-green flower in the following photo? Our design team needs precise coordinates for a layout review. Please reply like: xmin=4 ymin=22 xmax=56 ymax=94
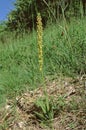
xmin=37 ymin=13 xmax=43 ymax=72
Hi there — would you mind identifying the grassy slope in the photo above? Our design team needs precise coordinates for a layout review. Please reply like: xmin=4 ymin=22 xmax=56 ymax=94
xmin=0 ymin=18 xmax=86 ymax=105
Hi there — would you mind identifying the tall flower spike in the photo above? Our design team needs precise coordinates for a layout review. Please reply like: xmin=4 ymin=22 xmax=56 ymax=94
xmin=37 ymin=13 xmax=43 ymax=72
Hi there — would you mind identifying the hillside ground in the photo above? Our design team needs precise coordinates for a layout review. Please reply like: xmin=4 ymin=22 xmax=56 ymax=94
xmin=0 ymin=18 xmax=86 ymax=129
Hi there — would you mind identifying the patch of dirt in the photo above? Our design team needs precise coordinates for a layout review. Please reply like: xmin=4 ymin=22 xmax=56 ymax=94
xmin=0 ymin=75 xmax=86 ymax=130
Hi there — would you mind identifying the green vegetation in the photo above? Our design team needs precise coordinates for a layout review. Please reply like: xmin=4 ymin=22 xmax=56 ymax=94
xmin=0 ymin=18 xmax=86 ymax=104
xmin=6 ymin=0 xmax=85 ymax=31
xmin=0 ymin=1 xmax=86 ymax=128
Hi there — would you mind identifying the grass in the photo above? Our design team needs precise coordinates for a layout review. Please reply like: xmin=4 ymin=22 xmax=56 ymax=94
xmin=0 ymin=18 xmax=86 ymax=106
xmin=0 ymin=18 xmax=86 ymax=129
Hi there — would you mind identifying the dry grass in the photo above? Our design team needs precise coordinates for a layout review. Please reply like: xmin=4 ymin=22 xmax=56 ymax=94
xmin=0 ymin=75 xmax=86 ymax=130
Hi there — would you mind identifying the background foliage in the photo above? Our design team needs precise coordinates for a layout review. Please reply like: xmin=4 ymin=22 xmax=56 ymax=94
xmin=5 ymin=0 xmax=86 ymax=31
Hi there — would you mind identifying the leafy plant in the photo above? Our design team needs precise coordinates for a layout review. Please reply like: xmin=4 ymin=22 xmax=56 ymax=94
xmin=34 ymin=95 xmax=66 ymax=126
xmin=34 ymin=96 xmax=54 ymax=125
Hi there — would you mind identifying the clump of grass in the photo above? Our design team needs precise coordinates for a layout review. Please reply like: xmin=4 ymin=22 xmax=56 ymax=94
xmin=35 ymin=97 xmax=54 ymax=125
xmin=34 ymin=95 xmax=66 ymax=127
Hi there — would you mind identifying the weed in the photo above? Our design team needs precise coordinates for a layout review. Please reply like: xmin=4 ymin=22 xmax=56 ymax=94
xmin=34 ymin=96 xmax=54 ymax=124
xmin=35 ymin=13 xmax=54 ymax=127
